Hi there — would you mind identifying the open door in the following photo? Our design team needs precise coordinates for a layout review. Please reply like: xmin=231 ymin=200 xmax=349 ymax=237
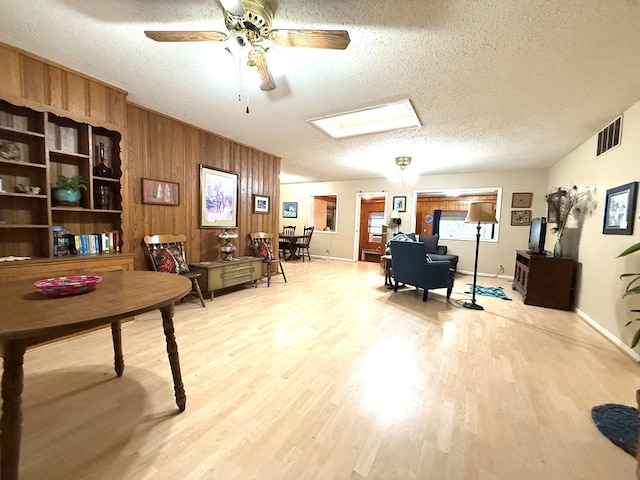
xmin=357 ymin=195 xmax=386 ymax=262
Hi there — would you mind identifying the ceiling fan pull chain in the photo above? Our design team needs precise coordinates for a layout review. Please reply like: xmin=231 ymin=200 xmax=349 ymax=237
xmin=246 ymin=85 xmax=250 ymax=114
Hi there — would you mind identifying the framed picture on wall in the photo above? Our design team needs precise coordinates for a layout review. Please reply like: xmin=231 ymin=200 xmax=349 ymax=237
xmin=283 ymin=202 xmax=298 ymax=218
xmin=603 ymin=181 xmax=638 ymax=235
xmin=510 ymin=210 xmax=532 ymax=226
xmin=252 ymin=194 xmax=270 ymax=214
xmin=511 ymin=192 xmax=533 ymax=208
xmin=199 ymin=164 xmax=238 ymax=228
xmin=141 ymin=178 xmax=179 ymax=206
xmin=393 ymin=196 xmax=407 ymax=212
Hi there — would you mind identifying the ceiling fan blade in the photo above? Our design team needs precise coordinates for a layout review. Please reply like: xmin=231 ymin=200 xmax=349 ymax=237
xmin=247 ymin=46 xmax=276 ymax=91
xmin=270 ymin=29 xmax=351 ymax=50
xmin=219 ymin=0 xmax=245 ymax=16
xmin=144 ymin=31 xmax=229 ymax=42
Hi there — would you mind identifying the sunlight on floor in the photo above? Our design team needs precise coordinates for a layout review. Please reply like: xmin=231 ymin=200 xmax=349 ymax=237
xmin=358 ymin=337 xmax=418 ymax=421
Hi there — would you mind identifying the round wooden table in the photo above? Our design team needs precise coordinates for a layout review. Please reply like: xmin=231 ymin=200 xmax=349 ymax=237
xmin=0 ymin=270 xmax=192 ymax=480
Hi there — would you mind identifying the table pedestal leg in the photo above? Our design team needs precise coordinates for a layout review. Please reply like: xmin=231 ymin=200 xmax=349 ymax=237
xmin=1 ymin=341 xmax=26 ymax=480
xmin=160 ymin=303 xmax=186 ymax=411
xmin=111 ymin=321 xmax=124 ymax=377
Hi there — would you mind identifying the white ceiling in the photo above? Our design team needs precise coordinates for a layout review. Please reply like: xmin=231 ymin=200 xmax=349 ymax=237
xmin=2 ymin=1 xmax=640 ymax=184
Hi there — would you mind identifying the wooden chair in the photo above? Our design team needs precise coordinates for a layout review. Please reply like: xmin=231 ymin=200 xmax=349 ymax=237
xmin=297 ymin=226 xmax=314 ymax=262
xmin=143 ymin=234 xmax=206 ymax=307
xmin=280 ymin=225 xmax=296 ymax=258
xmin=250 ymin=232 xmax=287 ymax=287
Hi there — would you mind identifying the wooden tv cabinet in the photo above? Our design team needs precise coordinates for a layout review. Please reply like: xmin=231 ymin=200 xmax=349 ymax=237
xmin=512 ymin=250 xmax=576 ymax=310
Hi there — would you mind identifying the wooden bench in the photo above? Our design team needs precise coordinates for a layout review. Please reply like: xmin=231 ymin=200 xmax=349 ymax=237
xmin=361 ymin=249 xmax=382 ymax=262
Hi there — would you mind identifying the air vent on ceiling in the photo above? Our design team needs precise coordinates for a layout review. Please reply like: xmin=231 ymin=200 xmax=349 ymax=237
xmin=597 ymin=115 xmax=622 ymax=156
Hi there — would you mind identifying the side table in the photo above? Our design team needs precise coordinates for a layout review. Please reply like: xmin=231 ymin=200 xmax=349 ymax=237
xmin=381 ymin=255 xmax=393 ymax=288
xmin=189 ymin=256 xmax=263 ymax=300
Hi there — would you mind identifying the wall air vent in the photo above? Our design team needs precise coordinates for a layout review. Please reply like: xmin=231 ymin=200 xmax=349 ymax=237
xmin=597 ymin=115 xmax=622 ymax=156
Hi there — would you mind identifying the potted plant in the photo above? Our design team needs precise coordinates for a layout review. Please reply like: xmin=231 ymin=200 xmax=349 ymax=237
xmin=53 ymin=174 xmax=87 ymax=207
xmin=619 ymin=241 xmax=640 ymax=347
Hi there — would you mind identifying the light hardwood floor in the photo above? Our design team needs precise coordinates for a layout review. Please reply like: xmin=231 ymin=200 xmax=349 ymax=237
xmin=18 ymin=260 xmax=640 ymax=479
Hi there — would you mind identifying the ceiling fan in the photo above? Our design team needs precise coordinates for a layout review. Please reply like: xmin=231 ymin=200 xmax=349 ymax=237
xmin=144 ymin=0 xmax=351 ymax=92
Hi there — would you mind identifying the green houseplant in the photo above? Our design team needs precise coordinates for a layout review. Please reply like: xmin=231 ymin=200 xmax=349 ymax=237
xmin=53 ymin=174 xmax=87 ymax=207
xmin=619 ymin=241 xmax=640 ymax=347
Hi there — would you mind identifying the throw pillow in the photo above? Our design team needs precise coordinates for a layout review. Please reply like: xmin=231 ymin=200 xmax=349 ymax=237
xmin=153 ymin=248 xmax=180 ymax=274
xmin=419 ymin=234 xmax=439 ymax=254
xmin=255 ymin=240 xmax=274 ymax=260
xmin=165 ymin=244 xmax=190 ymax=273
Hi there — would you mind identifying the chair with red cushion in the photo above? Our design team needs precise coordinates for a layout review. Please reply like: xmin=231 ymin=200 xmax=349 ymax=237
xmin=250 ymin=232 xmax=287 ymax=287
xmin=143 ymin=234 xmax=206 ymax=307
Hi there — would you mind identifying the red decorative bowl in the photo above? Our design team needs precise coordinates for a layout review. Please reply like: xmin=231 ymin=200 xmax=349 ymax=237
xmin=33 ymin=275 xmax=102 ymax=297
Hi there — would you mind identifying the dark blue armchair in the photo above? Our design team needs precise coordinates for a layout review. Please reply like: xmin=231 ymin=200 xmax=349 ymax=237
xmin=390 ymin=240 xmax=455 ymax=302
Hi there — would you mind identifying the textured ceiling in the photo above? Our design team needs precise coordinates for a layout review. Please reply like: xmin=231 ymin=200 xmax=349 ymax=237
xmin=2 ymin=0 xmax=640 ymax=183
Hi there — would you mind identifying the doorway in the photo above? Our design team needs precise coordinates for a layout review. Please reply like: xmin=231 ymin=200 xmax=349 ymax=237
xmin=355 ymin=194 xmax=387 ymax=262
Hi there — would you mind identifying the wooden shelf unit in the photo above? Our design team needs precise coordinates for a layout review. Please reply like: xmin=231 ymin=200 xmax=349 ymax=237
xmin=0 ymin=99 xmax=123 ymax=260
xmin=512 ymin=250 xmax=576 ymax=311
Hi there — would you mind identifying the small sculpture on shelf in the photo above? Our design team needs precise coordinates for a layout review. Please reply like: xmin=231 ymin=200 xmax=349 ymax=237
xmin=93 ymin=142 xmax=112 ymax=178
xmin=218 ymin=230 xmax=238 ymax=261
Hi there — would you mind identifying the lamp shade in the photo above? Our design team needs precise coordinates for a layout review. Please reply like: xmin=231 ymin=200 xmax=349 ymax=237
xmin=390 ymin=209 xmax=401 ymax=219
xmin=464 ymin=202 xmax=498 ymax=224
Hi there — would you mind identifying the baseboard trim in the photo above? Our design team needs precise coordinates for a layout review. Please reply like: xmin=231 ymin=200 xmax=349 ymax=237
xmin=575 ymin=307 xmax=640 ymax=363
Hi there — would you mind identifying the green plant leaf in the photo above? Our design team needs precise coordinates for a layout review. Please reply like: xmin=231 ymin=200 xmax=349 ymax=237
xmin=623 ymin=285 xmax=640 ymax=297
xmin=631 ymin=328 xmax=640 ymax=348
xmin=618 ymin=242 xmax=640 ymax=257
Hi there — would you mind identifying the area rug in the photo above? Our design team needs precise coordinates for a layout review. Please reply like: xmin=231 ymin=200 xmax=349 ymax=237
xmin=466 ymin=284 xmax=511 ymax=301
xmin=591 ymin=403 xmax=639 ymax=456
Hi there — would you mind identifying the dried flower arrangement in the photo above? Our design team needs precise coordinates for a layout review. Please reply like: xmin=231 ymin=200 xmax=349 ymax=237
xmin=545 ymin=185 xmax=592 ymax=255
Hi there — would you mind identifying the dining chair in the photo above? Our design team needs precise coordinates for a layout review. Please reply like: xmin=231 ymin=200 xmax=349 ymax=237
xmin=250 ymin=232 xmax=287 ymax=287
xmin=143 ymin=234 xmax=206 ymax=307
xmin=297 ymin=226 xmax=314 ymax=262
xmin=280 ymin=225 xmax=296 ymax=258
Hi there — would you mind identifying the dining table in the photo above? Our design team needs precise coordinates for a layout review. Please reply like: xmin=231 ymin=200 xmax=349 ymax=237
xmin=0 ymin=270 xmax=192 ymax=480
xmin=279 ymin=233 xmax=306 ymax=260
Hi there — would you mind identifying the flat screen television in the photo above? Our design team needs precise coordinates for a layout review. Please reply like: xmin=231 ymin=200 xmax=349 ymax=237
xmin=528 ymin=217 xmax=547 ymax=254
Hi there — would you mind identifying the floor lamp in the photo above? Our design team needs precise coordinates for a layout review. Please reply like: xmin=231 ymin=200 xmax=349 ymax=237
xmin=463 ymin=202 xmax=498 ymax=311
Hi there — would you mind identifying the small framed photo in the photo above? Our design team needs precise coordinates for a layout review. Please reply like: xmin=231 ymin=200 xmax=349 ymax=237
xmin=511 ymin=210 xmax=532 ymax=226
xmin=283 ymin=202 xmax=298 ymax=218
xmin=393 ymin=196 xmax=407 ymax=212
xmin=512 ymin=192 xmax=533 ymax=208
xmin=603 ymin=181 xmax=638 ymax=235
xmin=252 ymin=194 xmax=270 ymax=214
xmin=142 ymin=178 xmax=179 ymax=206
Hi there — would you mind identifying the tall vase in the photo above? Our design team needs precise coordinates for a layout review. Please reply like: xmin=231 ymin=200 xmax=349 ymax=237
xmin=553 ymin=238 xmax=562 ymax=258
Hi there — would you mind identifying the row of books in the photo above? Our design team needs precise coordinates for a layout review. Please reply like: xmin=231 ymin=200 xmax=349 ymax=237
xmin=53 ymin=228 xmax=120 ymax=256
xmin=67 ymin=232 xmax=120 ymax=255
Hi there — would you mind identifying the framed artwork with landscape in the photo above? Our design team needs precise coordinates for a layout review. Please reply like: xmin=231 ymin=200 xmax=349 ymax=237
xmin=283 ymin=202 xmax=298 ymax=218
xmin=253 ymin=194 xmax=270 ymax=214
xmin=199 ymin=164 xmax=238 ymax=228
xmin=142 ymin=178 xmax=179 ymax=206
xmin=603 ymin=181 xmax=638 ymax=235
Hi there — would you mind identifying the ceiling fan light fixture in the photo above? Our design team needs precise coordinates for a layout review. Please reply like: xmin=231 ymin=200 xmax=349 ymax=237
xmin=395 ymin=156 xmax=412 ymax=169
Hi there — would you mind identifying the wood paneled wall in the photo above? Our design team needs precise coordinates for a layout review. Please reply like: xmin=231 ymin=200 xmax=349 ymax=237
xmin=0 ymin=43 xmax=127 ymax=130
xmin=415 ymin=194 xmax=497 ymax=235
xmin=126 ymin=105 xmax=281 ymax=271
xmin=0 ymin=42 xmax=282 ymax=272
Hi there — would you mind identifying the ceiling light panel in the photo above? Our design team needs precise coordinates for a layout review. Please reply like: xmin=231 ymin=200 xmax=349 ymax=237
xmin=307 ymin=99 xmax=421 ymax=139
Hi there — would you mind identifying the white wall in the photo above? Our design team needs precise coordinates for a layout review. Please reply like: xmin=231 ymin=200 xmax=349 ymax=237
xmin=280 ymin=169 xmax=549 ymax=276
xmin=548 ymin=99 xmax=640 ymax=348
